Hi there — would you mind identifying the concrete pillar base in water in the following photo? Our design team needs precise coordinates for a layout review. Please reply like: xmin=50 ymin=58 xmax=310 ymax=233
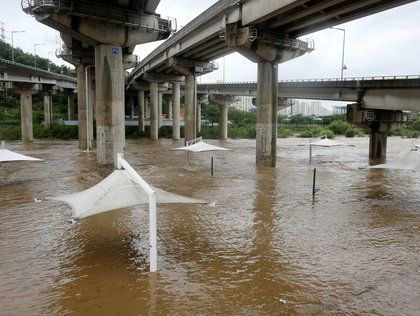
xmin=94 ymin=44 xmax=125 ymax=167
xmin=172 ymin=82 xmax=181 ymax=140
xmin=256 ymin=62 xmax=278 ymax=167
xmin=369 ymin=131 xmax=387 ymax=163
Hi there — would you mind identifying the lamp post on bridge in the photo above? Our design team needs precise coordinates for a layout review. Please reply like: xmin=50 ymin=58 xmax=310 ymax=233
xmin=34 ymin=43 xmax=45 ymax=68
xmin=330 ymin=27 xmax=346 ymax=80
xmin=11 ymin=30 xmax=25 ymax=62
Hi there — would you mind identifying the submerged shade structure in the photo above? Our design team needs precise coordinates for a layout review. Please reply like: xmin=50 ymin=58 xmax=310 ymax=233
xmin=45 ymin=154 xmax=209 ymax=272
xmin=46 ymin=169 xmax=207 ymax=219
xmin=309 ymin=138 xmax=345 ymax=147
xmin=173 ymin=140 xmax=231 ymax=153
xmin=308 ymin=136 xmax=348 ymax=162
xmin=370 ymin=150 xmax=420 ymax=171
xmin=0 ymin=149 xmax=42 ymax=163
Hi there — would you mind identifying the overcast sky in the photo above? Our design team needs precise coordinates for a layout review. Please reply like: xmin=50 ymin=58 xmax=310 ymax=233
xmin=2 ymin=0 xmax=420 ymax=84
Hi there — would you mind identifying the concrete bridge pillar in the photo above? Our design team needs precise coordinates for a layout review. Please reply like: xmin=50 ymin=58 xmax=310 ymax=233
xmin=196 ymin=102 xmax=202 ymax=134
xmin=158 ymin=92 xmax=163 ymax=128
xmin=128 ymin=96 xmax=135 ymax=119
xmin=76 ymin=64 xmax=88 ymax=150
xmin=21 ymin=92 xmax=34 ymax=142
xmin=67 ymin=93 xmax=75 ymax=120
xmin=256 ymin=62 xmax=278 ymax=167
xmin=185 ymin=75 xmax=197 ymax=142
xmin=87 ymin=66 xmax=95 ymax=150
xmin=172 ymin=82 xmax=181 ymax=140
xmin=94 ymin=44 xmax=125 ymax=167
xmin=43 ymin=93 xmax=53 ymax=128
xmin=211 ymin=95 xmax=237 ymax=141
xmin=347 ymin=103 xmax=410 ymax=163
xmin=150 ymin=82 xmax=159 ymax=140
xmin=168 ymin=99 xmax=173 ymax=120
xmin=138 ymin=90 xmax=145 ymax=133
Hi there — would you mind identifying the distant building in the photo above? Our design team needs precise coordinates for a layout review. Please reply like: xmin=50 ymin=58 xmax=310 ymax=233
xmin=280 ymin=100 xmax=331 ymax=117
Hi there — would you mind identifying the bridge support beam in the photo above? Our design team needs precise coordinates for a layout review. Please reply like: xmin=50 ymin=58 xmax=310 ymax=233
xmin=168 ymin=99 xmax=173 ymax=120
xmin=196 ymin=102 xmax=202 ymax=134
xmin=67 ymin=93 xmax=75 ymax=121
xmin=185 ymin=75 xmax=197 ymax=142
xmin=211 ymin=95 xmax=237 ymax=141
xmin=94 ymin=44 xmax=125 ymax=167
xmin=347 ymin=104 xmax=411 ymax=163
xmin=256 ymin=62 xmax=278 ymax=166
xmin=150 ymin=82 xmax=159 ymax=140
xmin=76 ymin=65 xmax=88 ymax=150
xmin=158 ymin=92 xmax=163 ymax=128
xmin=43 ymin=93 xmax=53 ymax=128
xmin=138 ymin=91 xmax=145 ymax=133
xmin=172 ymin=82 xmax=181 ymax=140
xmin=87 ymin=67 xmax=95 ymax=150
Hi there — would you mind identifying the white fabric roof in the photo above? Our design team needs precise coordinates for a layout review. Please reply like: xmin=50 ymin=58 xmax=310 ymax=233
xmin=172 ymin=140 xmax=231 ymax=153
xmin=47 ymin=169 xmax=207 ymax=219
xmin=309 ymin=138 xmax=345 ymax=147
xmin=0 ymin=149 xmax=42 ymax=163
xmin=370 ymin=150 xmax=420 ymax=172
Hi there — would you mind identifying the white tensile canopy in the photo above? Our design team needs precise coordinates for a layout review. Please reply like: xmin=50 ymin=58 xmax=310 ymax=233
xmin=370 ymin=149 xmax=420 ymax=171
xmin=46 ymin=169 xmax=207 ymax=219
xmin=309 ymin=138 xmax=345 ymax=147
xmin=44 ymin=154 xmax=209 ymax=272
xmin=0 ymin=149 xmax=42 ymax=163
xmin=173 ymin=139 xmax=231 ymax=153
xmin=308 ymin=136 xmax=347 ymax=162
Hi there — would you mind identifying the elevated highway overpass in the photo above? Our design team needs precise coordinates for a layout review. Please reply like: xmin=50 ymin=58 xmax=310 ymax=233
xmin=127 ymin=0 xmax=416 ymax=166
xmin=24 ymin=0 xmax=417 ymax=166
xmin=0 ymin=58 xmax=77 ymax=141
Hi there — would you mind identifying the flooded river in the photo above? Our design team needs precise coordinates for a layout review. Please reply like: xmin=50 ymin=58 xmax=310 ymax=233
xmin=0 ymin=137 xmax=419 ymax=315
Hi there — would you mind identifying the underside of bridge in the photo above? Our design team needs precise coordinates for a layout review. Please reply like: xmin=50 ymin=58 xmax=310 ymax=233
xmin=22 ymin=0 xmax=174 ymax=167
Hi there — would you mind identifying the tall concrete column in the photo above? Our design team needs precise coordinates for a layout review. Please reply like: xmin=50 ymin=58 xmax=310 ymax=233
xmin=370 ymin=131 xmax=387 ymax=162
xmin=150 ymin=82 xmax=159 ymax=140
xmin=20 ymin=92 xmax=34 ymax=142
xmin=145 ymin=95 xmax=150 ymax=119
xmin=219 ymin=104 xmax=228 ymax=140
xmin=256 ymin=62 xmax=278 ymax=167
xmin=158 ymin=92 xmax=163 ymax=128
xmin=76 ymin=64 xmax=88 ymax=150
xmin=87 ymin=66 xmax=95 ymax=150
xmin=168 ymin=99 xmax=173 ymax=120
xmin=138 ymin=90 xmax=145 ymax=133
xmin=43 ymin=93 xmax=53 ymax=128
xmin=67 ymin=93 xmax=75 ymax=120
xmin=196 ymin=102 xmax=202 ymax=134
xmin=184 ymin=75 xmax=197 ymax=142
xmin=94 ymin=44 xmax=125 ymax=167
xmin=172 ymin=82 xmax=181 ymax=140
xmin=128 ymin=96 xmax=135 ymax=119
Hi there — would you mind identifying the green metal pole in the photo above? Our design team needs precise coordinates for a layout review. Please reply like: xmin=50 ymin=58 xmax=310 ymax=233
xmin=312 ymin=168 xmax=319 ymax=196
xmin=211 ymin=157 xmax=214 ymax=176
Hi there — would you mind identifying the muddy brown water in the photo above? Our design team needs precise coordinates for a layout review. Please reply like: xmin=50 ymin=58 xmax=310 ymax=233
xmin=0 ymin=137 xmax=419 ymax=315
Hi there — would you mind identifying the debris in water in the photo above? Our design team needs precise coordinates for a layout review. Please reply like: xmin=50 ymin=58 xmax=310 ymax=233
xmin=279 ymin=298 xmax=287 ymax=304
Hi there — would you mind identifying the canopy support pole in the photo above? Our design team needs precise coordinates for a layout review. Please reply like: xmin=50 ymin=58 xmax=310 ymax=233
xmin=117 ymin=153 xmax=158 ymax=272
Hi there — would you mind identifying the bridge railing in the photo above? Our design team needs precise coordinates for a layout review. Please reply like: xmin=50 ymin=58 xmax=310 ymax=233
xmin=198 ymin=75 xmax=420 ymax=86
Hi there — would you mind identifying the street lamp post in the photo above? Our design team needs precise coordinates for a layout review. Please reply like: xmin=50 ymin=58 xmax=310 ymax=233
xmin=330 ymin=27 xmax=346 ymax=80
xmin=11 ymin=31 xmax=25 ymax=62
xmin=34 ymin=43 xmax=45 ymax=68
